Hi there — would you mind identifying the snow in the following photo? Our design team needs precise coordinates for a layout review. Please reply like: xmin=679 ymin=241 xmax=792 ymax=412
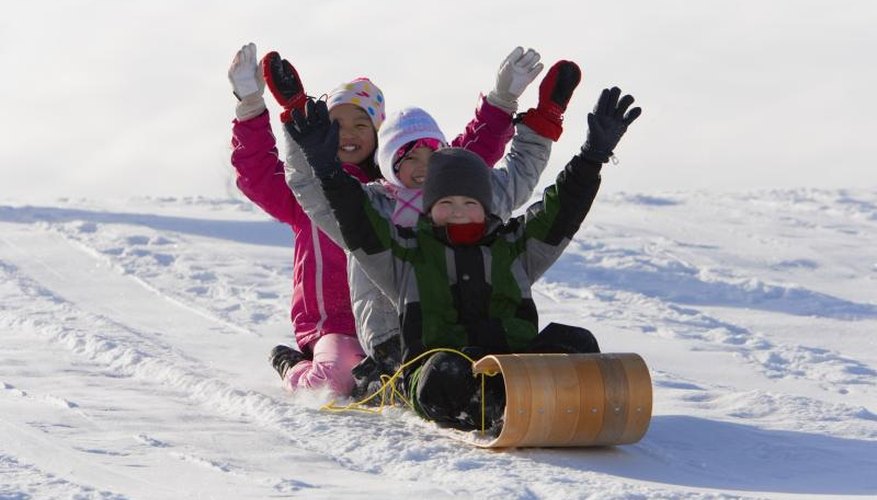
xmin=1 ymin=189 xmax=875 ymax=498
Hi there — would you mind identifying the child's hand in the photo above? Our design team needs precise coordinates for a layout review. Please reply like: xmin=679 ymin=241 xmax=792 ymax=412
xmin=228 ymin=43 xmax=264 ymax=100
xmin=520 ymin=60 xmax=582 ymax=141
xmin=580 ymin=87 xmax=642 ymax=164
xmin=488 ymin=47 xmax=544 ymax=114
xmin=285 ymin=99 xmax=342 ymax=179
xmin=260 ymin=51 xmax=307 ymax=123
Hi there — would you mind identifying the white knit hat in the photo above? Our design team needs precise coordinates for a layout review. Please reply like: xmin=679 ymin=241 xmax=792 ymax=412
xmin=377 ymin=107 xmax=447 ymax=187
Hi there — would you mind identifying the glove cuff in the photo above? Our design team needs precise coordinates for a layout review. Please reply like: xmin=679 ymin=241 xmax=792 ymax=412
xmin=580 ymin=142 xmax=613 ymax=164
xmin=486 ymin=90 xmax=518 ymax=115
xmin=277 ymin=93 xmax=307 ymax=123
xmin=231 ymin=78 xmax=263 ymax=102
xmin=520 ymin=106 xmax=563 ymax=141
xmin=235 ymin=94 xmax=267 ymax=121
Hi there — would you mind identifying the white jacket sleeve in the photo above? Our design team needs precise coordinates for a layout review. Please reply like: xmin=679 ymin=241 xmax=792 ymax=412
xmin=284 ymin=128 xmax=404 ymax=357
xmin=488 ymin=123 xmax=552 ymax=221
xmin=283 ymin=129 xmax=347 ymax=246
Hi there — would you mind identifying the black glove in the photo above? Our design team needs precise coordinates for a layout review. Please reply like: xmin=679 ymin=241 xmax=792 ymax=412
xmin=580 ymin=87 xmax=642 ymax=164
xmin=285 ymin=99 xmax=342 ymax=180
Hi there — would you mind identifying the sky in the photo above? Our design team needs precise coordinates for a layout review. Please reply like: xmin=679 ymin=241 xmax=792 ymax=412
xmin=2 ymin=0 xmax=876 ymax=202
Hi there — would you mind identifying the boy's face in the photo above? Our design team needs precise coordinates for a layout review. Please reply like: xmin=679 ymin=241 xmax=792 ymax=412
xmin=396 ymin=146 xmax=433 ymax=188
xmin=329 ymin=103 xmax=377 ymax=166
xmin=429 ymin=195 xmax=486 ymax=226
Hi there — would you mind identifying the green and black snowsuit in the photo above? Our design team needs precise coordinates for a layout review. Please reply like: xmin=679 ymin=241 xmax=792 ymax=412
xmin=320 ymin=151 xmax=604 ymax=423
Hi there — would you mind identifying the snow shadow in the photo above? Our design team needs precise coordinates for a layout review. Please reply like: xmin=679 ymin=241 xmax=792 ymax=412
xmin=543 ymin=251 xmax=877 ymax=320
xmin=613 ymin=193 xmax=684 ymax=206
xmin=522 ymin=415 xmax=877 ymax=495
xmin=0 ymin=205 xmax=291 ymax=248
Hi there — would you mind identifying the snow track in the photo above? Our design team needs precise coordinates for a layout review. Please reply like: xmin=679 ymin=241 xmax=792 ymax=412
xmin=1 ymin=191 xmax=875 ymax=498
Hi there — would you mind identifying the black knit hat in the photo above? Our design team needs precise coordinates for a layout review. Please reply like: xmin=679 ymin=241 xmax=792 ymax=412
xmin=422 ymin=148 xmax=492 ymax=214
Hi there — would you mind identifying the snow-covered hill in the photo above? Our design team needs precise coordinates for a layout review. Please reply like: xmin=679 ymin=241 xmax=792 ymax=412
xmin=1 ymin=189 xmax=875 ymax=498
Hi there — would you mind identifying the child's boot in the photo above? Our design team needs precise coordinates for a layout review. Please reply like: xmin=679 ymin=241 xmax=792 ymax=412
xmin=269 ymin=344 xmax=305 ymax=379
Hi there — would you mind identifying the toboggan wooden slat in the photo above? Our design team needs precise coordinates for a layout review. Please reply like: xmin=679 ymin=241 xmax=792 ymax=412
xmin=469 ymin=353 xmax=652 ymax=448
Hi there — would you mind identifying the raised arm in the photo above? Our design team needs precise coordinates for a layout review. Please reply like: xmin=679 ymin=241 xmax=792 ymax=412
xmin=228 ymin=43 xmax=303 ymax=225
xmin=521 ymin=86 xmax=642 ymax=280
xmin=452 ymin=47 xmax=544 ymax=166
xmin=285 ymin=118 xmax=401 ymax=249
xmin=285 ymin=99 xmax=404 ymax=296
xmin=488 ymin=59 xmax=582 ymax=220
xmin=283 ymin=129 xmax=346 ymax=245
xmin=487 ymin=123 xmax=551 ymax=221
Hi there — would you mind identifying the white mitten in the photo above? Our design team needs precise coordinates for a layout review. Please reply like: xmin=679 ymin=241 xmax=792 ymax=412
xmin=486 ymin=46 xmax=544 ymax=114
xmin=228 ymin=43 xmax=264 ymax=98
xmin=228 ymin=43 xmax=266 ymax=120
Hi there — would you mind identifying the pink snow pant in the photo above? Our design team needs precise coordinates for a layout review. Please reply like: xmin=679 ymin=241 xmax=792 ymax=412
xmin=285 ymin=333 xmax=365 ymax=396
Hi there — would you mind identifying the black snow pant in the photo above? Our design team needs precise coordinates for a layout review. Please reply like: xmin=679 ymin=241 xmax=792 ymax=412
xmin=413 ymin=323 xmax=600 ymax=431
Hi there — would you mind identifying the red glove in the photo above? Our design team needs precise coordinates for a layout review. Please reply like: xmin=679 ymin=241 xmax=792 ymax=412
xmin=520 ymin=60 xmax=581 ymax=141
xmin=260 ymin=51 xmax=307 ymax=123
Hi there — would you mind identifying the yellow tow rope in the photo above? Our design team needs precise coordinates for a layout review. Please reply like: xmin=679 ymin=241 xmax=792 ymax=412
xmin=321 ymin=347 xmax=500 ymax=434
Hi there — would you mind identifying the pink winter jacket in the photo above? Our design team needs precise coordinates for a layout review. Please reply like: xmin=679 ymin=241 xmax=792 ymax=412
xmin=230 ymin=97 xmax=512 ymax=351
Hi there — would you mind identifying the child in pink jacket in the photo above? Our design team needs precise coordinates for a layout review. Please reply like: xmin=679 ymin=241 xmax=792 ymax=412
xmin=227 ymin=43 xmax=539 ymax=396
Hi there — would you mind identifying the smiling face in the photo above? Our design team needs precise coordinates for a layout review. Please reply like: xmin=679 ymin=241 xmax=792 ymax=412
xmin=328 ymin=103 xmax=377 ymax=165
xmin=395 ymin=146 xmax=434 ymax=188
xmin=429 ymin=195 xmax=486 ymax=227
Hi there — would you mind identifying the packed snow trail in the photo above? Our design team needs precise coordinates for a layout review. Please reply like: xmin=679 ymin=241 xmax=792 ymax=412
xmin=1 ymin=192 xmax=876 ymax=498
xmin=0 ymin=220 xmax=447 ymax=498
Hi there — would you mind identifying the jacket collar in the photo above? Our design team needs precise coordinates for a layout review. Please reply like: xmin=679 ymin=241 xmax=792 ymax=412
xmin=341 ymin=161 xmax=378 ymax=183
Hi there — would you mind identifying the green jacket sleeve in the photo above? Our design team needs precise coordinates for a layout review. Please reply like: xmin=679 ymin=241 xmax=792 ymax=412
xmin=320 ymin=170 xmax=406 ymax=301
xmin=519 ymin=153 xmax=603 ymax=281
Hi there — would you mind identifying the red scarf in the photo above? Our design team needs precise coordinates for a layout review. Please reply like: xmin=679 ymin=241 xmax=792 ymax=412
xmin=445 ymin=222 xmax=486 ymax=245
